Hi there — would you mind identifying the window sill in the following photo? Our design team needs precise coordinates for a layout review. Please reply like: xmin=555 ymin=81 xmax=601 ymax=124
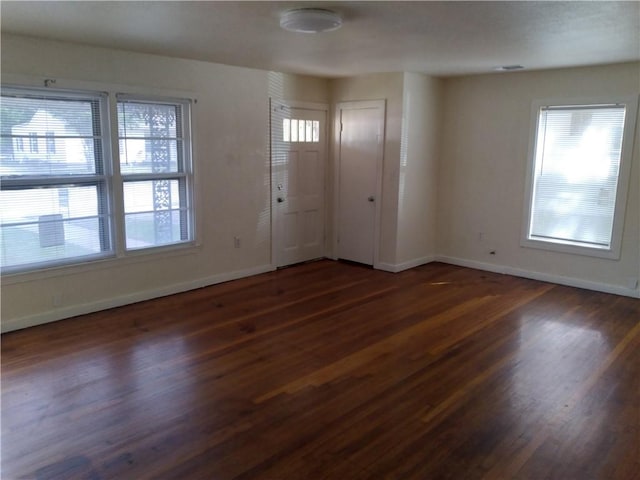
xmin=520 ymin=237 xmax=621 ymax=260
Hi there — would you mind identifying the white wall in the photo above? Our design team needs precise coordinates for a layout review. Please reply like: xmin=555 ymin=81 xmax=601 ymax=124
xmin=328 ymin=72 xmax=443 ymax=272
xmin=1 ymin=34 xmax=329 ymax=332
xmin=2 ymin=35 xmax=637 ymax=333
xmin=438 ymin=63 xmax=640 ymax=296
xmin=395 ymin=73 xmax=443 ymax=269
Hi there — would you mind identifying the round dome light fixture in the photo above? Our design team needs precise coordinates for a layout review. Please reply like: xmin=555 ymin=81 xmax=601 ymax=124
xmin=280 ymin=8 xmax=342 ymax=33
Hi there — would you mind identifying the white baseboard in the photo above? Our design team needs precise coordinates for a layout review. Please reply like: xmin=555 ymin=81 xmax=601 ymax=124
xmin=435 ymin=256 xmax=508 ymax=275
xmin=4 ymin=255 xmax=637 ymax=333
xmin=1 ymin=263 xmax=276 ymax=333
xmin=436 ymin=255 xmax=640 ymax=298
xmin=376 ymin=256 xmax=436 ymax=273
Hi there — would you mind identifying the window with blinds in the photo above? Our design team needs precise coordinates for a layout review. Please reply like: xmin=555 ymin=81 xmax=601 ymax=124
xmin=1 ymin=86 xmax=195 ymax=274
xmin=524 ymin=99 xmax=636 ymax=258
xmin=0 ymin=89 xmax=113 ymax=272
xmin=117 ymin=98 xmax=193 ymax=250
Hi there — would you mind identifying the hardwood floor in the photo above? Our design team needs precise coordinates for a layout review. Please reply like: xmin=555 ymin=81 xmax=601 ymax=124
xmin=2 ymin=260 xmax=639 ymax=479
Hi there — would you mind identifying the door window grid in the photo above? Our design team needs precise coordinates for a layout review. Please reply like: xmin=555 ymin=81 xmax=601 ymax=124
xmin=283 ymin=119 xmax=319 ymax=143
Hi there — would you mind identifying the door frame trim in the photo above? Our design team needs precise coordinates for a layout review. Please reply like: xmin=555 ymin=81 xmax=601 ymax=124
xmin=270 ymin=99 xmax=329 ymax=268
xmin=333 ymin=100 xmax=386 ymax=268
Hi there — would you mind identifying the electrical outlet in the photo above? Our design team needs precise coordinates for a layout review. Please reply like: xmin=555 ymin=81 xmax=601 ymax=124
xmin=234 ymin=236 xmax=241 ymax=248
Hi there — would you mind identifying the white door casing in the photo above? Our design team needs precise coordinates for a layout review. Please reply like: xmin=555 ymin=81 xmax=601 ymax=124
xmin=272 ymin=102 xmax=327 ymax=267
xmin=335 ymin=100 xmax=385 ymax=266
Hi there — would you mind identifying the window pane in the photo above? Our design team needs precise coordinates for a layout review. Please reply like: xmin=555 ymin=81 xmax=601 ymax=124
xmin=1 ymin=95 xmax=102 ymax=176
xmin=312 ymin=121 xmax=319 ymax=142
xmin=46 ymin=132 xmax=56 ymax=154
xmin=119 ymin=139 xmax=179 ymax=174
xmin=118 ymin=101 xmax=181 ymax=174
xmin=117 ymin=102 xmax=178 ymax=138
xmin=125 ymin=211 xmax=187 ymax=249
xmin=529 ymin=105 xmax=626 ymax=248
xmin=1 ymin=142 xmax=98 ymax=176
xmin=118 ymin=98 xmax=193 ymax=251
xmin=2 ymin=96 xmax=97 ymax=137
xmin=298 ymin=120 xmax=305 ymax=142
xmin=291 ymin=119 xmax=298 ymax=142
xmin=123 ymin=180 xmax=189 ymax=249
xmin=283 ymin=119 xmax=290 ymax=142
xmin=305 ymin=120 xmax=312 ymax=142
xmin=0 ymin=186 xmax=109 ymax=270
xmin=123 ymin=180 xmax=182 ymax=212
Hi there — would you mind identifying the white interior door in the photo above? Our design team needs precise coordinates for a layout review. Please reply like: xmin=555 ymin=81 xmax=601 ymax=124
xmin=337 ymin=101 xmax=384 ymax=266
xmin=272 ymin=104 xmax=326 ymax=267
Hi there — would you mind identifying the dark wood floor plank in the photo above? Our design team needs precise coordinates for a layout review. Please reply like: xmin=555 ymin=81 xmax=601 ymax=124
xmin=2 ymin=260 xmax=639 ymax=479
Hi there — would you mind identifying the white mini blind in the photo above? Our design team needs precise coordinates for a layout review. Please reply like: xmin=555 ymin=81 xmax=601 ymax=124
xmin=529 ymin=104 xmax=626 ymax=249
xmin=0 ymin=89 xmax=112 ymax=273
xmin=117 ymin=98 xmax=193 ymax=250
xmin=1 ymin=87 xmax=197 ymax=274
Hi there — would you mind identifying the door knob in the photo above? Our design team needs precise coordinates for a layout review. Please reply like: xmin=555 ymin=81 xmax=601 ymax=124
xmin=367 ymin=196 xmax=375 ymax=202
xmin=277 ymin=197 xmax=284 ymax=203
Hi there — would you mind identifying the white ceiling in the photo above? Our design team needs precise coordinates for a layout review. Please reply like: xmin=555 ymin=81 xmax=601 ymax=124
xmin=1 ymin=1 xmax=639 ymax=78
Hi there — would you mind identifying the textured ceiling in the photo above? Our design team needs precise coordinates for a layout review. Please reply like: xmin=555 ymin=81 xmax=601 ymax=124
xmin=1 ymin=1 xmax=639 ymax=78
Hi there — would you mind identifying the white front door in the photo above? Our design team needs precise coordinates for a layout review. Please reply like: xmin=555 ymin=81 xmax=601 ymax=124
xmin=336 ymin=101 xmax=384 ymax=266
xmin=272 ymin=104 xmax=327 ymax=267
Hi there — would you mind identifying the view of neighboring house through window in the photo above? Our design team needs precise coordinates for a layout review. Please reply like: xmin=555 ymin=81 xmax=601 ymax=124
xmin=523 ymin=98 xmax=636 ymax=258
xmin=46 ymin=131 xmax=56 ymax=154
xmin=0 ymin=87 xmax=194 ymax=274
xmin=28 ymin=132 xmax=39 ymax=153
xmin=0 ymin=89 xmax=112 ymax=272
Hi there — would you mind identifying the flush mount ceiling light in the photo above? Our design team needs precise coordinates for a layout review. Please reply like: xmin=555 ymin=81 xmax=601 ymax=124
xmin=280 ymin=8 xmax=342 ymax=33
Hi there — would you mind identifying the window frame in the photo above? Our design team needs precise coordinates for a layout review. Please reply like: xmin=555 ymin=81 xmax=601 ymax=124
xmin=116 ymin=94 xmax=195 ymax=252
xmin=0 ymin=86 xmax=115 ymax=274
xmin=1 ymin=82 xmax=197 ymax=276
xmin=521 ymin=96 xmax=638 ymax=259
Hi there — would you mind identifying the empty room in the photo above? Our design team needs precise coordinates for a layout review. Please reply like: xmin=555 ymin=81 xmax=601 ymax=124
xmin=1 ymin=1 xmax=639 ymax=479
